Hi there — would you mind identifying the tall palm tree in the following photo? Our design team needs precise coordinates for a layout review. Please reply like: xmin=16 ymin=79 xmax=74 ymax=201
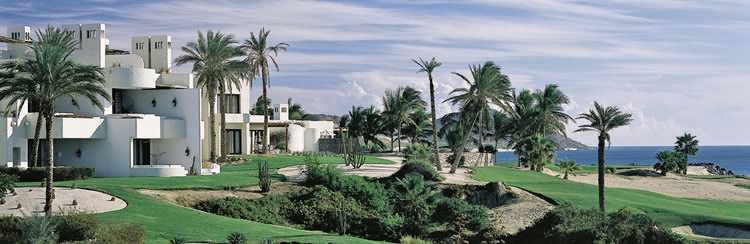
xmin=413 ymin=57 xmax=443 ymax=170
xmin=532 ymin=84 xmax=573 ymax=137
xmin=0 ymin=27 xmax=110 ymax=214
xmin=382 ymin=86 xmax=427 ymax=153
xmin=0 ymin=64 xmax=44 ymax=168
xmin=403 ymin=108 xmax=432 ymax=146
xmin=287 ymin=97 xmax=306 ymax=120
xmin=175 ymin=30 xmax=245 ymax=162
xmin=575 ymin=102 xmax=633 ymax=212
xmin=444 ymin=62 xmax=512 ymax=173
xmin=241 ymin=28 xmax=288 ymax=154
xmin=675 ymin=133 xmax=699 ymax=175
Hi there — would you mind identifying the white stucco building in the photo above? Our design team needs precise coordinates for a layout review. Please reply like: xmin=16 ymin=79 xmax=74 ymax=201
xmin=0 ymin=23 xmax=334 ymax=177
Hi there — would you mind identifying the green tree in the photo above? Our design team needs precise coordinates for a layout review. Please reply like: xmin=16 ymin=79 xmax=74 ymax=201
xmin=413 ymin=57 xmax=443 ymax=170
xmin=241 ymin=28 xmax=288 ymax=154
xmin=0 ymin=27 xmax=110 ymax=214
xmin=556 ymin=159 xmax=580 ymax=179
xmin=402 ymin=108 xmax=432 ymax=146
xmin=175 ymin=30 xmax=245 ymax=162
xmin=575 ymin=102 xmax=633 ymax=212
xmin=674 ymin=133 xmax=699 ymax=175
xmin=382 ymin=86 xmax=426 ymax=153
xmin=287 ymin=97 xmax=306 ymax=120
xmin=445 ymin=62 xmax=512 ymax=173
xmin=654 ymin=151 xmax=681 ymax=176
xmin=251 ymin=96 xmax=273 ymax=117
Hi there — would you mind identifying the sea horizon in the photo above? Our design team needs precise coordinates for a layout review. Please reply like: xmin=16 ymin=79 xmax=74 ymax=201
xmin=496 ymin=145 xmax=750 ymax=176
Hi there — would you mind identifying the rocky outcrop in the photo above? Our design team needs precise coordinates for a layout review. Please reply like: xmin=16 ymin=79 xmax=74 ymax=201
xmin=438 ymin=152 xmax=495 ymax=168
xmin=690 ymin=163 xmax=735 ymax=176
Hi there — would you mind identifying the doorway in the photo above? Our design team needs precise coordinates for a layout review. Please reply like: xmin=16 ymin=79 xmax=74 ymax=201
xmin=134 ymin=139 xmax=151 ymax=165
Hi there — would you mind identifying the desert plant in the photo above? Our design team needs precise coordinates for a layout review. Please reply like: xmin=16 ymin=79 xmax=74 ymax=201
xmin=258 ymin=160 xmax=271 ymax=193
xmin=56 ymin=212 xmax=97 ymax=242
xmin=227 ymin=232 xmax=247 ymax=244
xmin=391 ymin=175 xmax=437 ymax=236
xmin=350 ymin=150 xmax=366 ymax=169
xmin=19 ymin=215 xmax=58 ymax=244
xmin=556 ymin=160 xmax=580 ymax=180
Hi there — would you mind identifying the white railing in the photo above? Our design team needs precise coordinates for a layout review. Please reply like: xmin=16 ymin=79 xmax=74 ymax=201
xmin=130 ymin=164 xmax=187 ymax=177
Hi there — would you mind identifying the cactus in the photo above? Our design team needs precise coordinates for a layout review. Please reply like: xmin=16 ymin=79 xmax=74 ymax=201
xmin=258 ymin=160 xmax=271 ymax=193
xmin=351 ymin=150 xmax=366 ymax=169
xmin=336 ymin=204 xmax=348 ymax=235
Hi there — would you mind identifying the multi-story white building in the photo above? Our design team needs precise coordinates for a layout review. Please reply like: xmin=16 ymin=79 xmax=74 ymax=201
xmin=0 ymin=23 xmax=334 ymax=177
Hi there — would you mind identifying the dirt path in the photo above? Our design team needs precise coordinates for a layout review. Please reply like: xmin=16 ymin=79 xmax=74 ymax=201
xmin=0 ymin=187 xmax=126 ymax=216
xmin=277 ymin=156 xmax=485 ymax=185
xmin=542 ymin=168 xmax=750 ymax=202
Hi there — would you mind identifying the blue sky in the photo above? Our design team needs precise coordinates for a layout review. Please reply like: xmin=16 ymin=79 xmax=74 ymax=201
xmin=1 ymin=0 xmax=749 ymax=146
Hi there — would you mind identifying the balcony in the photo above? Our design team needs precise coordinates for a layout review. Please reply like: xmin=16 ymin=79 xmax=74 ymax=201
xmin=157 ymin=73 xmax=194 ymax=88
xmin=108 ymin=114 xmax=185 ymax=139
xmin=25 ymin=113 xmax=105 ymax=139
xmin=105 ymin=67 xmax=159 ymax=89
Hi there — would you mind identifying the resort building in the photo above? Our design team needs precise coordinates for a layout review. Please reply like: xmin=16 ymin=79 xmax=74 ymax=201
xmin=0 ymin=23 xmax=333 ymax=177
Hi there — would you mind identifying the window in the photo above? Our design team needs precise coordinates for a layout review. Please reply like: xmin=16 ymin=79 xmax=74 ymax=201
xmin=25 ymin=32 xmax=30 ymax=41
xmin=281 ymin=107 xmax=287 ymax=113
xmin=28 ymin=99 xmax=40 ymax=113
xmin=225 ymin=129 xmax=242 ymax=154
xmin=225 ymin=94 xmax=240 ymax=113
xmin=134 ymin=139 xmax=151 ymax=165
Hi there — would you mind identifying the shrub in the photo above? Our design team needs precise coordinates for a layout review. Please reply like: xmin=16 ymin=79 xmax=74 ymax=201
xmin=391 ymin=175 xmax=437 ymax=236
xmin=432 ymin=197 xmax=490 ymax=233
xmin=507 ymin=204 xmax=684 ymax=244
xmin=194 ymin=196 xmax=291 ymax=225
xmin=56 ymin=212 xmax=98 ymax=242
xmin=287 ymin=186 xmax=377 ymax=237
xmin=19 ymin=215 xmax=58 ymax=244
xmin=404 ymin=144 xmax=430 ymax=161
xmin=0 ymin=216 xmax=22 ymax=243
xmin=606 ymin=166 xmax=617 ymax=174
xmin=0 ymin=172 xmax=16 ymax=203
xmin=390 ymin=159 xmax=443 ymax=182
xmin=227 ymin=232 xmax=247 ymax=244
xmin=305 ymin=164 xmax=391 ymax=214
xmin=95 ymin=223 xmax=146 ymax=244
xmin=653 ymin=151 xmax=681 ymax=176
xmin=0 ymin=167 xmax=94 ymax=182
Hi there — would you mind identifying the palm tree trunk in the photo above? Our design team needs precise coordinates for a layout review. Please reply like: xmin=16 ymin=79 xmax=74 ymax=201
xmin=44 ymin=112 xmax=55 ymax=215
xmin=428 ymin=73 xmax=441 ymax=170
xmin=450 ymin=112 xmax=481 ymax=173
xmin=262 ymin=66 xmax=270 ymax=155
xmin=397 ymin=120 xmax=402 ymax=153
xmin=390 ymin=132 xmax=394 ymax=152
xmin=597 ymin=134 xmax=606 ymax=212
xmin=30 ymin=112 xmax=43 ymax=167
xmin=208 ymin=95 xmax=217 ymax=163
xmin=219 ymin=88 xmax=227 ymax=162
xmin=478 ymin=113 xmax=484 ymax=166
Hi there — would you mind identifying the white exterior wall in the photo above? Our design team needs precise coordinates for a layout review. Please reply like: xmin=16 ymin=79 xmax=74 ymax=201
xmin=149 ymin=35 xmax=171 ymax=73
xmin=63 ymin=23 xmax=106 ymax=67
xmin=287 ymin=124 xmax=305 ymax=152
xmin=4 ymin=26 xmax=31 ymax=59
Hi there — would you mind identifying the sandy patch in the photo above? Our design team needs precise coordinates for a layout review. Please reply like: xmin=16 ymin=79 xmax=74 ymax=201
xmin=687 ymin=166 xmax=711 ymax=176
xmin=137 ymin=182 xmax=306 ymax=206
xmin=491 ymin=186 xmax=554 ymax=234
xmin=278 ymin=156 xmax=485 ymax=185
xmin=0 ymin=187 xmax=126 ymax=217
xmin=672 ymin=224 xmax=750 ymax=240
xmin=543 ymin=168 xmax=750 ymax=201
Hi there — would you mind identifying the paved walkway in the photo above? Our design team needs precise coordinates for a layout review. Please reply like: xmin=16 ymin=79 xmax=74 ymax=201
xmin=0 ymin=187 xmax=127 ymax=217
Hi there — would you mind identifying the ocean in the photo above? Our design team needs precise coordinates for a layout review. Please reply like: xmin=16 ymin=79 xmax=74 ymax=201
xmin=495 ymin=146 xmax=750 ymax=176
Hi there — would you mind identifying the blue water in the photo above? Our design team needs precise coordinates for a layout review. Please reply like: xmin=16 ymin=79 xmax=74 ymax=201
xmin=495 ymin=146 xmax=750 ymax=176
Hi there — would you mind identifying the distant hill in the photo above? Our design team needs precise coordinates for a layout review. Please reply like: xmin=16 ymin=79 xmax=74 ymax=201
xmin=549 ymin=134 xmax=590 ymax=149
xmin=304 ymin=113 xmax=341 ymax=123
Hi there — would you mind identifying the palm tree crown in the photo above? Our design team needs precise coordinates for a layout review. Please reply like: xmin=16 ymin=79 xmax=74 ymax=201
xmin=382 ymin=86 xmax=426 ymax=152
xmin=675 ymin=133 xmax=699 ymax=174
xmin=575 ymin=102 xmax=633 ymax=144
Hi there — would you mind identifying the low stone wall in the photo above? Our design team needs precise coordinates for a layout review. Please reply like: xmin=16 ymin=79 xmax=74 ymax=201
xmin=438 ymin=152 xmax=495 ymax=168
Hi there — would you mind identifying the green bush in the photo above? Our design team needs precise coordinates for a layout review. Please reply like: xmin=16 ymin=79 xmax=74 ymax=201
xmin=390 ymin=159 xmax=443 ymax=182
xmin=507 ymin=204 xmax=684 ymax=244
xmin=0 ymin=172 xmax=16 ymax=203
xmin=305 ymin=164 xmax=391 ymax=214
xmin=0 ymin=216 xmax=22 ymax=243
xmin=19 ymin=215 xmax=58 ymax=244
xmin=56 ymin=212 xmax=98 ymax=242
xmin=95 ymin=222 xmax=146 ymax=244
xmin=227 ymin=232 xmax=247 ymax=244
xmin=404 ymin=144 xmax=430 ymax=161
xmin=432 ymin=197 xmax=490 ymax=232
xmin=194 ymin=196 xmax=291 ymax=225
xmin=0 ymin=167 xmax=94 ymax=182
xmin=287 ymin=186 xmax=375 ymax=235
xmin=391 ymin=175 xmax=437 ymax=237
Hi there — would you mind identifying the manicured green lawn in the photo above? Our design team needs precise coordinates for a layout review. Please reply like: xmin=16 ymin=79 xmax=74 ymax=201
xmin=19 ymin=155 xmax=392 ymax=243
xmin=545 ymin=163 xmax=649 ymax=174
xmin=473 ymin=164 xmax=750 ymax=227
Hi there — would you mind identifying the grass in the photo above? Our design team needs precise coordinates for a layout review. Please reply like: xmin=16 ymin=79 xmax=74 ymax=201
xmin=473 ymin=164 xmax=750 ymax=227
xmin=545 ymin=163 xmax=649 ymax=174
xmin=18 ymin=154 xmax=392 ymax=243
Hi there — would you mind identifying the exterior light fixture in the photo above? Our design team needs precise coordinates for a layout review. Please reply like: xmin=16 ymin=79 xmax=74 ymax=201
xmin=172 ymin=97 xmax=178 ymax=107
xmin=151 ymin=98 xmax=157 ymax=107
xmin=185 ymin=147 xmax=190 ymax=156
xmin=75 ymin=149 xmax=82 ymax=158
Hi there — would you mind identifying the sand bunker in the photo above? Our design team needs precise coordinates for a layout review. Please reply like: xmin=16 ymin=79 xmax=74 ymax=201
xmin=0 ymin=187 xmax=126 ymax=217
xmin=672 ymin=224 xmax=750 ymax=240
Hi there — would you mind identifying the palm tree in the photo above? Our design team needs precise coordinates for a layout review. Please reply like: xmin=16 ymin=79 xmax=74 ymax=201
xmin=575 ymin=102 xmax=633 ymax=212
xmin=675 ymin=133 xmax=699 ymax=175
xmin=557 ymin=159 xmax=580 ymax=179
xmin=532 ymin=84 xmax=573 ymax=137
xmin=241 ymin=28 xmax=288 ymax=154
xmin=403 ymin=108 xmax=432 ymax=146
xmin=0 ymin=64 xmax=44 ymax=168
xmin=413 ymin=57 xmax=443 ymax=170
xmin=287 ymin=97 xmax=306 ymax=120
xmin=382 ymin=86 xmax=426 ymax=153
xmin=445 ymin=62 xmax=512 ymax=173
xmin=175 ymin=30 xmax=245 ymax=162
xmin=391 ymin=175 xmax=436 ymax=236
xmin=0 ymin=27 xmax=110 ymax=214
